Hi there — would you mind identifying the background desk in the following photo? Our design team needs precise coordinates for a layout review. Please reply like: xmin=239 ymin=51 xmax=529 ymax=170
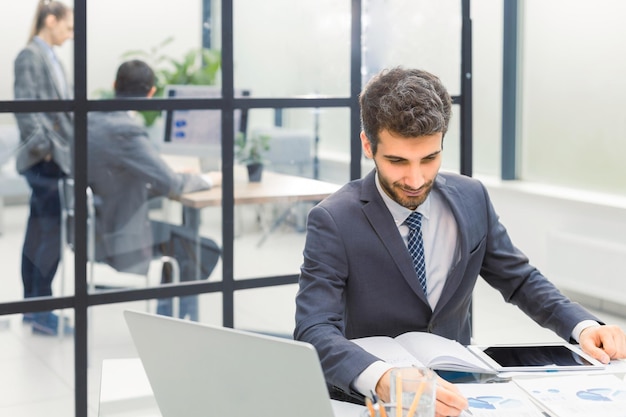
xmin=179 ymin=168 xmax=340 ymax=246
xmin=179 ymin=168 xmax=341 ymax=208
xmin=98 ymin=358 xmax=364 ymax=417
xmin=154 ymin=167 xmax=341 ymax=320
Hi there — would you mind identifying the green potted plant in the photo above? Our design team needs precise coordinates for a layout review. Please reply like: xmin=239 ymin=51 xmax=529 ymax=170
xmin=235 ymin=131 xmax=271 ymax=182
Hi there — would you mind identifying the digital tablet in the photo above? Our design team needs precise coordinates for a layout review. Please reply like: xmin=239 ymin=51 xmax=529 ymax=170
xmin=435 ymin=370 xmax=512 ymax=384
xmin=467 ymin=343 xmax=605 ymax=372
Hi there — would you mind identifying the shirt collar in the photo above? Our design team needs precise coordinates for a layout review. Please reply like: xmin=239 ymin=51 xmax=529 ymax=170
xmin=374 ymin=171 xmax=432 ymax=227
xmin=33 ymin=36 xmax=56 ymax=60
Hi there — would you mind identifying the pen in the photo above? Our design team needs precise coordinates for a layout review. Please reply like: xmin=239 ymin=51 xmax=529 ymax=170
xmin=461 ymin=408 xmax=473 ymax=416
xmin=370 ymin=390 xmax=388 ymax=417
xmin=405 ymin=380 xmax=426 ymax=417
xmin=395 ymin=372 xmax=402 ymax=417
xmin=365 ymin=396 xmax=376 ymax=417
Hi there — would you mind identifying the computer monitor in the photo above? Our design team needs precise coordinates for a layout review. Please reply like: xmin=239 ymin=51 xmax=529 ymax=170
xmin=249 ymin=127 xmax=314 ymax=177
xmin=160 ymin=85 xmax=248 ymax=171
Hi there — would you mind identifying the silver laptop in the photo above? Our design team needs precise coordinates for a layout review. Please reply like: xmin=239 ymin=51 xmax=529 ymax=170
xmin=123 ymin=310 xmax=337 ymax=417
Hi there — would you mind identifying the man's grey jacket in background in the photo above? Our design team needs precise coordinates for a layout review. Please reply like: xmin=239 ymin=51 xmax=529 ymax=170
xmin=87 ymin=111 xmax=210 ymax=275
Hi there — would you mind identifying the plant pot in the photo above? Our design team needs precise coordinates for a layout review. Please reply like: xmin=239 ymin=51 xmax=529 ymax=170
xmin=246 ymin=163 xmax=263 ymax=182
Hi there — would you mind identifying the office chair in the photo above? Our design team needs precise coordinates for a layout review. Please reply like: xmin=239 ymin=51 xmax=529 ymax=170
xmin=58 ymin=178 xmax=181 ymax=332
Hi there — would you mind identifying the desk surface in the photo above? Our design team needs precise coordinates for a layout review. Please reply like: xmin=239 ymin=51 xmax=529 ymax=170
xmin=179 ymin=169 xmax=341 ymax=209
xmin=99 ymin=358 xmax=626 ymax=417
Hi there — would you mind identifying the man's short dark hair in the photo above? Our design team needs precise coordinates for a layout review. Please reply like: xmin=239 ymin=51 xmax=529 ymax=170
xmin=114 ymin=60 xmax=155 ymax=98
xmin=359 ymin=67 xmax=452 ymax=154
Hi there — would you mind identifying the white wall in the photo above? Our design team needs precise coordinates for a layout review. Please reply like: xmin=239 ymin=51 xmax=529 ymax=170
xmin=1 ymin=0 xmax=61 ymax=101
xmin=0 ymin=0 xmax=203 ymax=100
xmin=521 ymin=0 xmax=626 ymax=195
xmin=471 ymin=0 xmax=503 ymax=177
xmin=0 ymin=0 xmax=73 ymax=124
xmin=86 ymin=0 xmax=203 ymax=98
xmin=481 ymin=176 xmax=626 ymax=316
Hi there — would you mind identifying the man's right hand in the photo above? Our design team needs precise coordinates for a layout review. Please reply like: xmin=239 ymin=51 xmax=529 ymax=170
xmin=206 ymin=171 xmax=222 ymax=187
xmin=375 ymin=368 xmax=469 ymax=417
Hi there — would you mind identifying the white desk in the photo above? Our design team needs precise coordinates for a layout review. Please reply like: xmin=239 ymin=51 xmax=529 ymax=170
xmin=99 ymin=358 xmax=626 ymax=417
xmin=178 ymin=167 xmax=341 ymax=249
xmin=98 ymin=359 xmax=159 ymax=417
xmin=179 ymin=168 xmax=341 ymax=209
xmin=98 ymin=358 xmax=365 ymax=417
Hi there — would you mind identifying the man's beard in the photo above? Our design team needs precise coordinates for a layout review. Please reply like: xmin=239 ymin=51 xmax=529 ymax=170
xmin=378 ymin=174 xmax=434 ymax=210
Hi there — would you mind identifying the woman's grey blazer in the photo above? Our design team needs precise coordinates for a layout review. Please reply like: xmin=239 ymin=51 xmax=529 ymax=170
xmin=14 ymin=39 xmax=73 ymax=174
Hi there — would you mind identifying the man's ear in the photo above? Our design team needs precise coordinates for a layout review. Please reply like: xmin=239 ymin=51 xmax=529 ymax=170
xmin=146 ymin=86 xmax=157 ymax=98
xmin=360 ymin=131 xmax=373 ymax=159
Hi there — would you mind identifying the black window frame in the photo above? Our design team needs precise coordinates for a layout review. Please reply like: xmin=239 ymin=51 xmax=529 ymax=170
xmin=0 ymin=1 xmax=472 ymax=415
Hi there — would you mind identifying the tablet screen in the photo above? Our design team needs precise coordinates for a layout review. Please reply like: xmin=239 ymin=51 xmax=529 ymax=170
xmin=435 ymin=370 xmax=511 ymax=384
xmin=482 ymin=345 xmax=595 ymax=367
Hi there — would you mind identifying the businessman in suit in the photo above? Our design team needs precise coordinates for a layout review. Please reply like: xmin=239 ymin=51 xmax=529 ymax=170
xmin=87 ymin=59 xmax=222 ymax=321
xmin=294 ymin=67 xmax=626 ymax=417
xmin=14 ymin=1 xmax=74 ymax=335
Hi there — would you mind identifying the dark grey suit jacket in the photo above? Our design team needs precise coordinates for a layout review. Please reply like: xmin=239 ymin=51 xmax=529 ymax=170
xmin=14 ymin=39 xmax=73 ymax=174
xmin=294 ymin=169 xmax=600 ymax=396
xmin=87 ymin=111 xmax=210 ymax=274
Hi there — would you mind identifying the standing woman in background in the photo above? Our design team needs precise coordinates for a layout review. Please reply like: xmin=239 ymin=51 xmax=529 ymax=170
xmin=14 ymin=0 xmax=74 ymax=336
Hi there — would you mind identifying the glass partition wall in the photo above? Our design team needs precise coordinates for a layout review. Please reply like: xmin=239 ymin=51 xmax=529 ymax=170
xmin=0 ymin=1 xmax=470 ymax=416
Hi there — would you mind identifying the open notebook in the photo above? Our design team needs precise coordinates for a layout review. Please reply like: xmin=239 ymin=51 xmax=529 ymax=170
xmin=123 ymin=310 xmax=338 ymax=417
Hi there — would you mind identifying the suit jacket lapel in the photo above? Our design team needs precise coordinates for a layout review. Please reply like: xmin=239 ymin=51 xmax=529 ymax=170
xmin=432 ymin=174 xmax=472 ymax=313
xmin=360 ymin=171 xmax=430 ymax=304
xmin=30 ymin=41 xmax=65 ymax=100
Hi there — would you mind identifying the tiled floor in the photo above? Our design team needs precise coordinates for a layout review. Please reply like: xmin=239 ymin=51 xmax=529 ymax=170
xmin=1 ymin=203 xmax=625 ymax=417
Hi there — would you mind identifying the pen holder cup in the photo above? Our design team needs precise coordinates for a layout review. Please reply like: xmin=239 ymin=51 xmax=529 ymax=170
xmin=363 ymin=403 xmax=434 ymax=417
xmin=389 ymin=367 xmax=436 ymax=417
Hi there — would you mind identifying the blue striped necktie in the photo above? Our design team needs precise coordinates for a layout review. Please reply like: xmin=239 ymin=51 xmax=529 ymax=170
xmin=405 ymin=211 xmax=427 ymax=295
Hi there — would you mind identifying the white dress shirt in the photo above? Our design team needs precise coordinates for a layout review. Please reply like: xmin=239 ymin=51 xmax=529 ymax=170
xmin=374 ymin=174 xmax=460 ymax=309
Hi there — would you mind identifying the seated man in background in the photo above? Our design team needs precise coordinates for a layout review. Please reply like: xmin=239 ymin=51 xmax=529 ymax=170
xmin=294 ymin=67 xmax=626 ymax=417
xmin=87 ymin=59 xmax=221 ymax=320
